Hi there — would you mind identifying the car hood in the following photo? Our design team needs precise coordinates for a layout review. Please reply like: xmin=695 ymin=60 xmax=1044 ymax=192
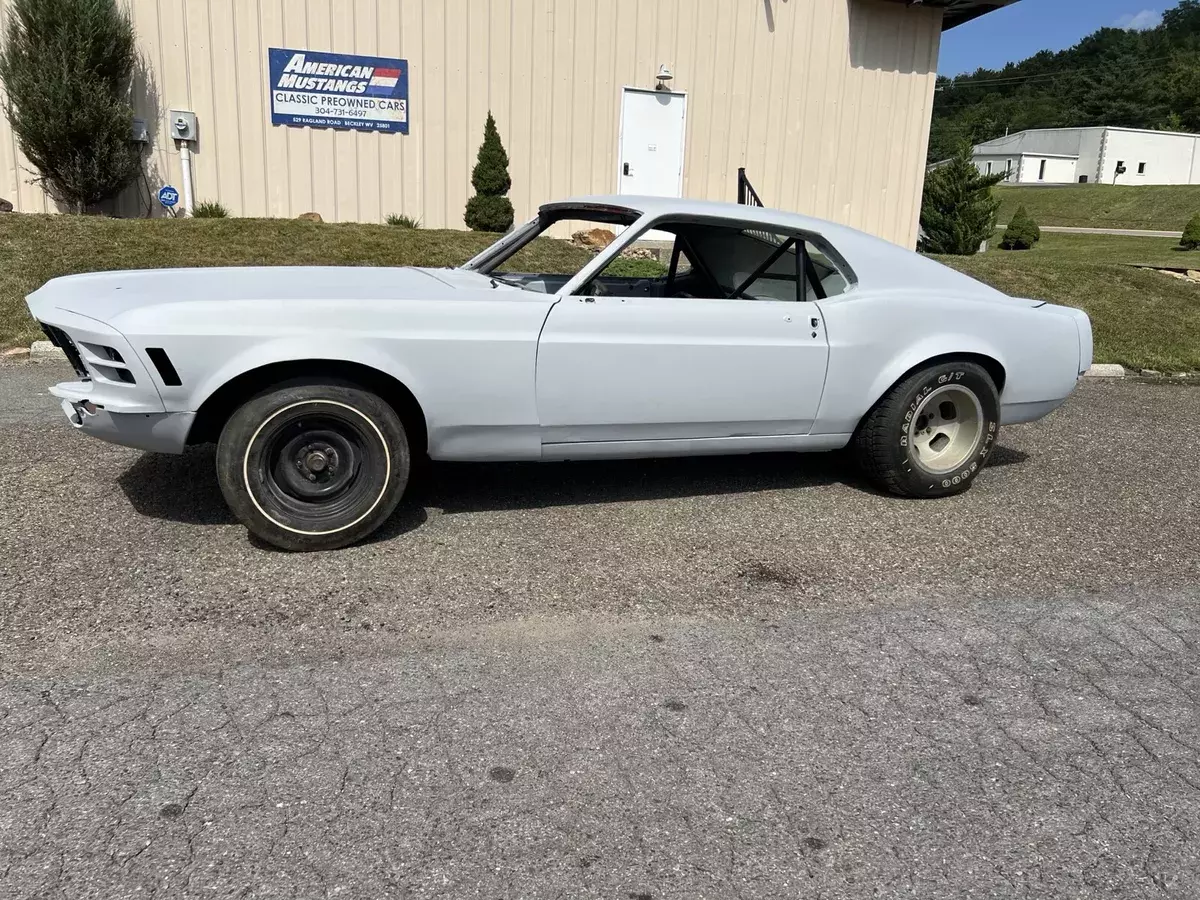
xmin=26 ymin=265 xmax=510 ymax=322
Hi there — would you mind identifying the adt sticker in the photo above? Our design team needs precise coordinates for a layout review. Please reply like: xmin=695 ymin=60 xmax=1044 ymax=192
xmin=158 ymin=185 xmax=180 ymax=208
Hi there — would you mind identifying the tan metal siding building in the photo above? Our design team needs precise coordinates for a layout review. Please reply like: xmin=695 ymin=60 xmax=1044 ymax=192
xmin=0 ymin=0 xmax=974 ymax=247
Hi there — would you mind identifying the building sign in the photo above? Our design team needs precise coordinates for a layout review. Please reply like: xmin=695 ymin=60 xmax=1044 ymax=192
xmin=268 ymin=48 xmax=408 ymax=134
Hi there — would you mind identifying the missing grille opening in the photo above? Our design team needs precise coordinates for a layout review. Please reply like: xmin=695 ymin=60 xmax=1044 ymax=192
xmin=39 ymin=323 xmax=89 ymax=381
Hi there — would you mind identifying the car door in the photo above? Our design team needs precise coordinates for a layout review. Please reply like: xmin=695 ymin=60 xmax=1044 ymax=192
xmin=535 ymin=225 xmax=831 ymax=445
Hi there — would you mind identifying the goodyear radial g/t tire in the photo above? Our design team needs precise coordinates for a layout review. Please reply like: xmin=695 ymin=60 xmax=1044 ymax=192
xmin=853 ymin=361 xmax=1000 ymax=498
xmin=216 ymin=383 xmax=410 ymax=551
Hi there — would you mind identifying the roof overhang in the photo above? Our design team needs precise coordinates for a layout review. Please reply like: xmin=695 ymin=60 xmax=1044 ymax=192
xmin=879 ymin=0 xmax=1019 ymax=31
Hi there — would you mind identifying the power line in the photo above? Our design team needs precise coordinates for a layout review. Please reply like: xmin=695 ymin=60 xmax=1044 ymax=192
xmin=939 ymin=55 xmax=1179 ymax=89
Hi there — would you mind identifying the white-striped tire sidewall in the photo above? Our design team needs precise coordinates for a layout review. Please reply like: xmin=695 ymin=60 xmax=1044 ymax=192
xmin=241 ymin=399 xmax=392 ymax=537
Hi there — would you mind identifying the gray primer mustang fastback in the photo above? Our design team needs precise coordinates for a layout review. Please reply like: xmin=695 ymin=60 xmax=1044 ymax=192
xmin=27 ymin=195 xmax=1092 ymax=550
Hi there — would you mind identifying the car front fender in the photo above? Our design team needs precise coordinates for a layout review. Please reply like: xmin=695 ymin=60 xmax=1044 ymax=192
xmin=190 ymin=336 xmax=431 ymax=416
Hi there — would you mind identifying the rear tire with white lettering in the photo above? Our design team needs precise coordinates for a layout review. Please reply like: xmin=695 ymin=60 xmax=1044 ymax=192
xmin=216 ymin=383 xmax=409 ymax=551
xmin=853 ymin=361 xmax=999 ymax=498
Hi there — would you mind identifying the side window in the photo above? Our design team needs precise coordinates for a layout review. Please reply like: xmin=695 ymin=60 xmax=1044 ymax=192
xmin=807 ymin=244 xmax=850 ymax=297
xmin=674 ymin=248 xmax=693 ymax=276
xmin=577 ymin=220 xmax=851 ymax=301
xmin=683 ymin=225 xmax=849 ymax=301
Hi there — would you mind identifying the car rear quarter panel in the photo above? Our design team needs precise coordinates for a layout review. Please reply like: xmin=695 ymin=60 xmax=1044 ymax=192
xmin=813 ymin=290 xmax=1081 ymax=434
xmin=115 ymin=292 xmax=556 ymax=460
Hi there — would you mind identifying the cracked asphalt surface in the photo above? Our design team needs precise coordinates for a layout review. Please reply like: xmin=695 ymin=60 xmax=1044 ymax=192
xmin=2 ymin=359 xmax=1199 ymax=899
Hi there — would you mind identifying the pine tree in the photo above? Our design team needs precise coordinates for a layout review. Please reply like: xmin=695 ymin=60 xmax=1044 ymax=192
xmin=1181 ymin=213 xmax=1200 ymax=250
xmin=1001 ymin=205 xmax=1041 ymax=250
xmin=464 ymin=112 xmax=514 ymax=232
xmin=919 ymin=144 xmax=1005 ymax=255
xmin=0 ymin=0 xmax=142 ymax=213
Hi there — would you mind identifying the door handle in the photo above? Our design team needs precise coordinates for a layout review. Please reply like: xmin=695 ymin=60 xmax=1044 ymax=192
xmin=622 ymin=162 xmax=631 ymax=176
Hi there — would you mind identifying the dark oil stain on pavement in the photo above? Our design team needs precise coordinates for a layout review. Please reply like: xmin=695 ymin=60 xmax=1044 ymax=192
xmin=803 ymin=836 xmax=827 ymax=851
xmin=738 ymin=561 xmax=798 ymax=586
xmin=488 ymin=766 xmax=516 ymax=784
xmin=663 ymin=699 xmax=687 ymax=712
xmin=158 ymin=803 xmax=184 ymax=819
xmin=962 ymin=694 xmax=983 ymax=707
xmin=629 ymin=893 xmax=653 ymax=900
xmin=649 ymin=634 xmax=665 ymax=643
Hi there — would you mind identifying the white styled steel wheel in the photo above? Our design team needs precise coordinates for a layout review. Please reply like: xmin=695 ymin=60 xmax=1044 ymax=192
xmin=853 ymin=360 xmax=1001 ymax=498
xmin=216 ymin=383 xmax=410 ymax=551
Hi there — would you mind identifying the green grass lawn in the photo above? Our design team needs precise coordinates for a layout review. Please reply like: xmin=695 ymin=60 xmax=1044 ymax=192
xmin=3 ymin=214 xmax=1197 ymax=372
xmin=995 ymin=184 xmax=1200 ymax=231
xmin=0 ymin=215 xmax=592 ymax=349
xmin=936 ymin=232 xmax=1200 ymax=372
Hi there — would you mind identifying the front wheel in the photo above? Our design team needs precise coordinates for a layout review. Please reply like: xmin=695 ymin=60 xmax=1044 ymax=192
xmin=853 ymin=361 xmax=1000 ymax=498
xmin=216 ymin=383 xmax=410 ymax=551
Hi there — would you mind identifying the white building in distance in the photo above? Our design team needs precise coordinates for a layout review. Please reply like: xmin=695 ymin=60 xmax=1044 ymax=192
xmin=971 ymin=127 xmax=1200 ymax=186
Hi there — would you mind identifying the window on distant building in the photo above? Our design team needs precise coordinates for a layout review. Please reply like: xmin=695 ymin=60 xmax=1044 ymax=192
xmin=1038 ymin=159 xmax=1047 ymax=181
xmin=1138 ymin=162 xmax=1147 ymax=175
xmin=986 ymin=161 xmax=993 ymax=175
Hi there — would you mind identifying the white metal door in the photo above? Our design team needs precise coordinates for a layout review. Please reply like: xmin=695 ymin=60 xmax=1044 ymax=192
xmin=617 ymin=88 xmax=686 ymax=198
xmin=536 ymin=295 xmax=829 ymax=444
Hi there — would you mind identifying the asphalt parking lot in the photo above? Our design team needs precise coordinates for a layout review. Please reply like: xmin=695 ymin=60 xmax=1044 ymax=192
xmin=2 ymin=359 xmax=1200 ymax=899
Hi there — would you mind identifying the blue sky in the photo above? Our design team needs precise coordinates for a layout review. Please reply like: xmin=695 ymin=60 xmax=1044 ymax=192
xmin=939 ymin=0 xmax=1165 ymax=75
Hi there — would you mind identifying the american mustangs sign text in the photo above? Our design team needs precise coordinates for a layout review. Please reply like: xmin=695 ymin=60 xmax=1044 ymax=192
xmin=268 ymin=48 xmax=409 ymax=134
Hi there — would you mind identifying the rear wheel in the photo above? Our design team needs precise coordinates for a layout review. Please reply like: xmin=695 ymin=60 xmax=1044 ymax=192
xmin=216 ymin=383 xmax=410 ymax=551
xmin=853 ymin=361 xmax=1000 ymax=498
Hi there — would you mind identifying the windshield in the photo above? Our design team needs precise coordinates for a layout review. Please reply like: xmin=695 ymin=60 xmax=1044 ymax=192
xmin=459 ymin=203 xmax=643 ymax=294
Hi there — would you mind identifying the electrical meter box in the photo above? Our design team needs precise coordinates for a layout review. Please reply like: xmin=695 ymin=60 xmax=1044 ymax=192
xmin=169 ymin=109 xmax=198 ymax=142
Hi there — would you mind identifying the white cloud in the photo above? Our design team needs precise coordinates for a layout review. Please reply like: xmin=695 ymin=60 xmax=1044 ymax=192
xmin=1115 ymin=9 xmax=1162 ymax=29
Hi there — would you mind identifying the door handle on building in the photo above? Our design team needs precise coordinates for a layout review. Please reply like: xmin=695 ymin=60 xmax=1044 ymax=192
xmin=622 ymin=162 xmax=631 ymax=176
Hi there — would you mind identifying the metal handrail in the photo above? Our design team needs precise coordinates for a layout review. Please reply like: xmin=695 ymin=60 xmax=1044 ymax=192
xmin=737 ymin=167 xmax=763 ymax=207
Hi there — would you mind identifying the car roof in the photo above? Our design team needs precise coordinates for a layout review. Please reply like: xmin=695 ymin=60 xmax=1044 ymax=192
xmin=548 ymin=194 xmax=1008 ymax=302
xmin=551 ymin=194 xmax=862 ymax=240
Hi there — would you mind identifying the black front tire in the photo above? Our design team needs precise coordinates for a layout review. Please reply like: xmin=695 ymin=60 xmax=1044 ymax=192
xmin=853 ymin=361 xmax=1000 ymax=498
xmin=216 ymin=383 xmax=410 ymax=551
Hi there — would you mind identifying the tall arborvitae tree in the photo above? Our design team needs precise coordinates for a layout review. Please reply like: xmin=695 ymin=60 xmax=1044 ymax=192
xmin=0 ymin=0 xmax=141 ymax=212
xmin=919 ymin=144 xmax=1005 ymax=255
xmin=464 ymin=112 xmax=515 ymax=232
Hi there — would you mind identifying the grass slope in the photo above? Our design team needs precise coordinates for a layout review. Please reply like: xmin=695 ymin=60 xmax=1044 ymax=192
xmin=0 ymin=215 xmax=592 ymax=349
xmin=937 ymin=232 xmax=1200 ymax=372
xmin=995 ymin=184 xmax=1200 ymax=231
xmin=4 ymin=215 xmax=1196 ymax=372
